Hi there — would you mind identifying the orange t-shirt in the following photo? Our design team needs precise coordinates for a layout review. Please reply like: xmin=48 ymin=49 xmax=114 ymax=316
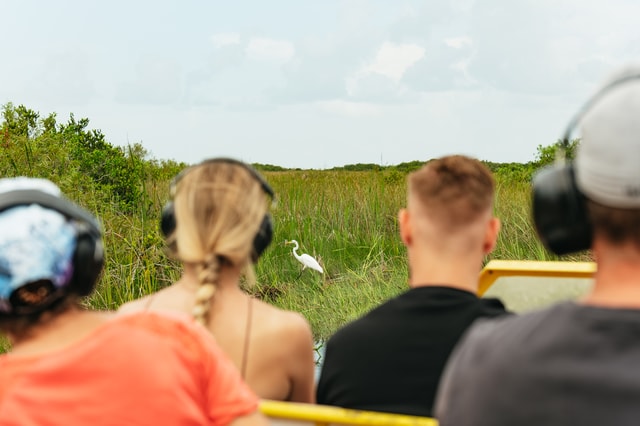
xmin=0 ymin=312 xmax=258 ymax=426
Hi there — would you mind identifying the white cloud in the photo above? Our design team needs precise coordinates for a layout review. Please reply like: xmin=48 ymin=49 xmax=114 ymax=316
xmin=210 ymin=33 xmax=241 ymax=48
xmin=316 ymin=99 xmax=380 ymax=117
xmin=364 ymin=42 xmax=425 ymax=82
xmin=339 ymin=41 xmax=426 ymax=103
xmin=246 ymin=38 xmax=295 ymax=63
xmin=116 ymin=57 xmax=182 ymax=105
xmin=444 ymin=36 xmax=472 ymax=49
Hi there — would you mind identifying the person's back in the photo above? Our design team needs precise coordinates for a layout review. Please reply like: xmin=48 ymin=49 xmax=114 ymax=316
xmin=119 ymin=158 xmax=315 ymax=403
xmin=0 ymin=177 xmax=266 ymax=426
xmin=436 ymin=303 xmax=640 ymax=426
xmin=121 ymin=282 xmax=313 ymax=402
xmin=436 ymin=65 xmax=640 ymax=426
xmin=1 ymin=312 xmax=261 ymax=426
xmin=316 ymin=155 xmax=508 ymax=416
xmin=317 ymin=286 xmax=506 ymax=416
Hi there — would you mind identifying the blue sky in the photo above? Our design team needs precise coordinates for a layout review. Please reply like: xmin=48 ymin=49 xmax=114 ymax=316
xmin=2 ymin=0 xmax=639 ymax=169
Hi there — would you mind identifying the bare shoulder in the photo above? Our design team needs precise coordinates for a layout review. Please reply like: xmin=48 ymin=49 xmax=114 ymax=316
xmin=253 ymin=299 xmax=313 ymax=344
xmin=118 ymin=286 xmax=182 ymax=314
xmin=117 ymin=296 xmax=151 ymax=314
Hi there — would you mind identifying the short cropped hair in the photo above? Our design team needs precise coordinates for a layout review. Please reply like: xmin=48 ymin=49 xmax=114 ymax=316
xmin=587 ymin=199 xmax=640 ymax=248
xmin=408 ymin=155 xmax=495 ymax=229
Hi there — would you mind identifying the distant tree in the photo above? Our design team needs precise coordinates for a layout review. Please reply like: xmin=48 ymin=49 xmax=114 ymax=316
xmin=42 ymin=112 xmax=58 ymax=134
xmin=484 ymin=161 xmax=536 ymax=183
xmin=253 ymin=163 xmax=288 ymax=172
xmin=1 ymin=103 xmax=40 ymax=140
xmin=337 ymin=163 xmax=381 ymax=172
xmin=392 ymin=161 xmax=425 ymax=174
xmin=535 ymin=138 xmax=580 ymax=167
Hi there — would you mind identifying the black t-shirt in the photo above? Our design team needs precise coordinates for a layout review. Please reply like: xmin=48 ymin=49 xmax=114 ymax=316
xmin=316 ymin=286 xmax=508 ymax=417
xmin=436 ymin=302 xmax=640 ymax=426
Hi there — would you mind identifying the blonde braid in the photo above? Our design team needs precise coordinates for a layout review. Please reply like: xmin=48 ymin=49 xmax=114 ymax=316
xmin=192 ymin=254 xmax=220 ymax=325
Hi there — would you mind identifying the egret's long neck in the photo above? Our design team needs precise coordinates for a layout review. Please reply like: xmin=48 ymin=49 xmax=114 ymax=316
xmin=292 ymin=241 xmax=300 ymax=258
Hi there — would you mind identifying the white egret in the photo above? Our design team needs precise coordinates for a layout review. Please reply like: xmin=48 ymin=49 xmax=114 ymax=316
xmin=285 ymin=240 xmax=324 ymax=276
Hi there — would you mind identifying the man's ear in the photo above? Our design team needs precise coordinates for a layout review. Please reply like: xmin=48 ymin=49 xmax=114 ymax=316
xmin=483 ymin=217 xmax=501 ymax=255
xmin=399 ymin=208 xmax=412 ymax=246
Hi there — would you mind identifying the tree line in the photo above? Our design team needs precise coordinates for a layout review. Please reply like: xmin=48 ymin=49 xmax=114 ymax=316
xmin=1 ymin=102 xmax=579 ymax=215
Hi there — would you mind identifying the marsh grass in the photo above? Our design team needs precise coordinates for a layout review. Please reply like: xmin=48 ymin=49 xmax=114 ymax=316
xmin=0 ymin=336 xmax=9 ymax=353
xmin=249 ymin=170 xmax=410 ymax=339
xmin=257 ymin=170 xmax=592 ymax=339
xmin=103 ymin=169 xmax=582 ymax=336
xmin=0 ymin=167 xmax=592 ymax=351
xmin=493 ymin=175 xmax=591 ymax=263
xmin=262 ymin=171 xmax=405 ymax=280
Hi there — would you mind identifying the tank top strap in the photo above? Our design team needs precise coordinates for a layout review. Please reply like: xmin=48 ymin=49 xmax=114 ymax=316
xmin=240 ymin=297 xmax=253 ymax=379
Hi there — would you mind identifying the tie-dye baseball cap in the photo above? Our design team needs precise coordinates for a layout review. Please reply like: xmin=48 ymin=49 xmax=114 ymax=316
xmin=0 ymin=178 xmax=77 ymax=314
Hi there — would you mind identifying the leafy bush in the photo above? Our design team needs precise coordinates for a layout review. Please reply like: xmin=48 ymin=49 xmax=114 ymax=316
xmin=535 ymin=138 xmax=580 ymax=167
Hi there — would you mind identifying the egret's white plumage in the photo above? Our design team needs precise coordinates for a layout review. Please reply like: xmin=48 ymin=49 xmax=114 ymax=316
xmin=285 ymin=240 xmax=323 ymax=274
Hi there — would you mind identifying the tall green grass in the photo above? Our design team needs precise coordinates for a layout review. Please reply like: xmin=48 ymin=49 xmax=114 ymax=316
xmin=493 ymin=175 xmax=590 ymax=263
xmin=254 ymin=170 xmax=591 ymax=340
xmin=2 ymin=106 xmax=589 ymax=352
xmin=256 ymin=170 xmax=408 ymax=339
xmin=0 ymin=337 xmax=9 ymax=353
xmin=0 ymin=167 xmax=588 ymax=348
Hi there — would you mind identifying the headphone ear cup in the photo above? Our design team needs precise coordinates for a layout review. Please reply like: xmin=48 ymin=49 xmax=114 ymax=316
xmin=162 ymin=201 xmax=273 ymax=263
xmin=252 ymin=214 xmax=273 ymax=263
xmin=160 ymin=201 xmax=176 ymax=237
xmin=69 ymin=230 xmax=104 ymax=296
xmin=532 ymin=164 xmax=592 ymax=255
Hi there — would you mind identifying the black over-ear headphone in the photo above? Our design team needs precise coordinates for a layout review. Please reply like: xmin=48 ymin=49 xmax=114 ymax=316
xmin=160 ymin=158 xmax=275 ymax=263
xmin=0 ymin=189 xmax=104 ymax=313
xmin=532 ymin=74 xmax=640 ymax=255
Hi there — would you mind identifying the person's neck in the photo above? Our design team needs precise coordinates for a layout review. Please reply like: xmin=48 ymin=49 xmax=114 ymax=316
xmin=9 ymin=307 xmax=111 ymax=356
xmin=407 ymin=249 xmax=483 ymax=294
xmin=582 ymin=241 xmax=640 ymax=309
xmin=181 ymin=263 xmax=245 ymax=296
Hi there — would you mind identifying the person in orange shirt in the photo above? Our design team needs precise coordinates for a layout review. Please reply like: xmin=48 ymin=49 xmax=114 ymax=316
xmin=120 ymin=158 xmax=315 ymax=403
xmin=0 ymin=177 xmax=267 ymax=426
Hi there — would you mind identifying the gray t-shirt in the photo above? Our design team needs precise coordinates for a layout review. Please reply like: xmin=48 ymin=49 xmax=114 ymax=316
xmin=436 ymin=302 xmax=640 ymax=426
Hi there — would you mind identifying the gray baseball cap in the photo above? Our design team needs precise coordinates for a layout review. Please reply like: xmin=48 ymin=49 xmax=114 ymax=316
xmin=576 ymin=64 xmax=640 ymax=208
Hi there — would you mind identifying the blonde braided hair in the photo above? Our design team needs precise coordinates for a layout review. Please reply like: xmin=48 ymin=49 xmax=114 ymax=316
xmin=192 ymin=254 xmax=220 ymax=325
xmin=168 ymin=161 xmax=269 ymax=325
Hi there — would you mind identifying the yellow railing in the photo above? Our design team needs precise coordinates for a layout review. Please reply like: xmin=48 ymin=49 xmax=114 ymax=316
xmin=260 ymin=400 xmax=437 ymax=426
xmin=478 ymin=259 xmax=595 ymax=295
xmin=261 ymin=260 xmax=597 ymax=426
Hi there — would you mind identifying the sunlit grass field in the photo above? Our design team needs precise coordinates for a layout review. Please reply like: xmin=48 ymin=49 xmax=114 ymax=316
xmin=0 ymin=168 xmax=591 ymax=353
xmin=92 ymin=169 xmax=589 ymax=339
xmin=0 ymin=106 xmax=589 ymax=353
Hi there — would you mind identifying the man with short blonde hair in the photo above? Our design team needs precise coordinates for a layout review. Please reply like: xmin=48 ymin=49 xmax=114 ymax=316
xmin=316 ymin=155 xmax=509 ymax=417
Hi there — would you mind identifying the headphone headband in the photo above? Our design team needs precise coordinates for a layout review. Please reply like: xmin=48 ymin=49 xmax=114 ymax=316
xmin=533 ymin=71 xmax=640 ymax=255
xmin=560 ymin=73 xmax=640 ymax=150
xmin=170 ymin=158 xmax=274 ymax=200
xmin=160 ymin=157 xmax=275 ymax=263
xmin=0 ymin=189 xmax=101 ymax=235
